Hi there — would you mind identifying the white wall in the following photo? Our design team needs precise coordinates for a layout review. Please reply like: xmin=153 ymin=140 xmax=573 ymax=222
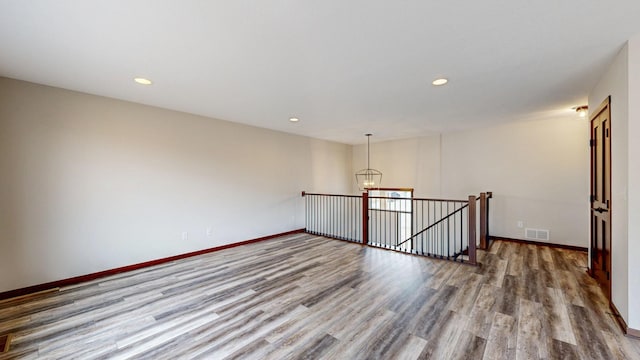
xmin=589 ymin=44 xmax=630 ymax=326
xmin=0 ymin=77 xmax=352 ymax=293
xmin=441 ymin=118 xmax=589 ymax=247
xmin=626 ymin=35 xmax=640 ymax=330
xmin=352 ymin=116 xmax=590 ymax=248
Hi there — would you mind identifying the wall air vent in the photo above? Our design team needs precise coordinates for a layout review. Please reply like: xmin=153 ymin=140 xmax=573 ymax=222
xmin=525 ymin=228 xmax=549 ymax=241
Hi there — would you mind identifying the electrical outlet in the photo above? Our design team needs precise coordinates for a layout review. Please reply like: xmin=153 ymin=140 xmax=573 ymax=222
xmin=206 ymin=227 xmax=212 ymax=237
xmin=181 ymin=231 xmax=188 ymax=241
xmin=517 ymin=221 xmax=524 ymax=228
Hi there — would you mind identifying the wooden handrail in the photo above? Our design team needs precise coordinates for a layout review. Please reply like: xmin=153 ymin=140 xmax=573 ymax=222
xmin=474 ymin=191 xmax=492 ymax=250
xmin=302 ymin=191 xmax=362 ymax=199
xmin=362 ymin=192 xmax=369 ymax=245
xmin=468 ymin=195 xmax=477 ymax=265
xmin=477 ymin=191 xmax=493 ymax=199
xmin=480 ymin=193 xmax=487 ymax=249
xmin=302 ymin=191 xmax=467 ymax=203
xmin=368 ymin=196 xmax=467 ymax=202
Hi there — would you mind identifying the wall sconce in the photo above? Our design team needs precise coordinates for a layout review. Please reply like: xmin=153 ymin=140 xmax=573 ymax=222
xmin=575 ymin=105 xmax=588 ymax=118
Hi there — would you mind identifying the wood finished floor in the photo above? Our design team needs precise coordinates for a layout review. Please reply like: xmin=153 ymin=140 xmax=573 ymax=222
xmin=0 ymin=234 xmax=639 ymax=359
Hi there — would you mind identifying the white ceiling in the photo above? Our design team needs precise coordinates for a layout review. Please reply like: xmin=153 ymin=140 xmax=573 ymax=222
xmin=1 ymin=1 xmax=639 ymax=144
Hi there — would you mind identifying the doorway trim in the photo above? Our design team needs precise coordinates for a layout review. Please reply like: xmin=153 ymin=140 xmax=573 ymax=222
xmin=589 ymin=96 xmax=612 ymax=301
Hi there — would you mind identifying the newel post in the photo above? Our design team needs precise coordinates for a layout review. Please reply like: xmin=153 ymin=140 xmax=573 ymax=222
xmin=468 ymin=195 xmax=477 ymax=265
xmin=479 ymin=192 xmax=487 ymax=249
xmin=362 ymin=192 xmax=369 ymax=246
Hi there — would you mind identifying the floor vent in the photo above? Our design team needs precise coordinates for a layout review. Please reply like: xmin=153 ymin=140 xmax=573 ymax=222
xmin=525 ymin=228 xmax=549 ymax=241
xmin=1 ymin=334 xmax=12 ymax=353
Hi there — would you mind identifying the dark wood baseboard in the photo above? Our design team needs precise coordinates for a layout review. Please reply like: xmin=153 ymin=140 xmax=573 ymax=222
xmin=489 ymin=236 xmax=588 ymax=252
xmin=628 ymin=327 xmax=640 ymax=339
xmin=610 ymin=302 xmax=640 ymax=339
xmin=610 ymin=302 xmax=628 ymax=335
xmin=0 ymin=229 xmax=305 ymax=301
xmin=0 ymin=334 xmax=12 ymax=353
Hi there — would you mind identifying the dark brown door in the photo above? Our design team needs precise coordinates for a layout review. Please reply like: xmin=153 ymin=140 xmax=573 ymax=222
xmin=590 ymin=97 xmax=611 ymax=300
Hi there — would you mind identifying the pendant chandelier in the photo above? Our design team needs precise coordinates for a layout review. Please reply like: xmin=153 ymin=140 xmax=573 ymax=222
xmin=355 ymin=133 xmax=382 ymax=191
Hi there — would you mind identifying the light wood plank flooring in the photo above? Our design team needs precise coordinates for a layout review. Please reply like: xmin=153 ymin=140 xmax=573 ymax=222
xmin=0 ymin=234 xmax=639 ymax=359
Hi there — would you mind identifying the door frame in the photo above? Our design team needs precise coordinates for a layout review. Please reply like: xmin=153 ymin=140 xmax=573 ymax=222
xmin=589 ymin=96 xmax=612 ymax=300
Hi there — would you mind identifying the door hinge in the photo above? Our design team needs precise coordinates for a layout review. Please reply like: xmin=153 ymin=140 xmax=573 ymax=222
xmin=589 ymin=139 xmax=596 ymax=147
xmin=590 ymin=195 xmax=595 ymax=203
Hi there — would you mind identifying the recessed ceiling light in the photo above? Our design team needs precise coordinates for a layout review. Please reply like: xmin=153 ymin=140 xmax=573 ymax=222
xmin=289 ymin=117 xmax=300 ymax=122
xmin=432 ymin=78 xmax=448 ymax=86
xmin=134 ymin=77 xmax=152 ymax=85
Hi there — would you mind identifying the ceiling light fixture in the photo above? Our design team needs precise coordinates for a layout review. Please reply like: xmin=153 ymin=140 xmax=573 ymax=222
xmin=432 ymin=78 xmax=448 ymax=86
xmin=134 ymin=77 xmax=152 ymax=85
xmin=355 ymin=134 xmax=382 ymax=191
xmin=575 ymin=105 xmax=588 ymax=118
xmin=289 ymin=117 xmax=299 ymax=122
